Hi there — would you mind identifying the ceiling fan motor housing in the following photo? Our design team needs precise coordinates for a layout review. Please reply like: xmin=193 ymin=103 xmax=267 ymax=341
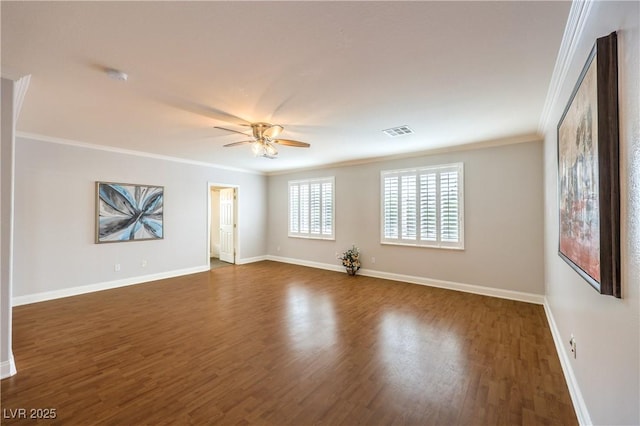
xmin=252 ymin=122 xmax=282 ymax=140
xmin=218 ymin=122 xmax=307 ymax=158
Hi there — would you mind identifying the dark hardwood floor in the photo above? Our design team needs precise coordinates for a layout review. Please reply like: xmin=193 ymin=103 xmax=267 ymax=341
xmin=1 ymin=261 xmax=576 ymax=425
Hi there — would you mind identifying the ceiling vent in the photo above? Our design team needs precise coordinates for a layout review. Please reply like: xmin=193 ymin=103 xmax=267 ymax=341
xmin=382 ymin=125 xmax=414 ymax=137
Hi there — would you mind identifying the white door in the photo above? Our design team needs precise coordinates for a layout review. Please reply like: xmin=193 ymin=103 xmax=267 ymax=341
xmin=219 ymin=188 xmax=235 ymax=263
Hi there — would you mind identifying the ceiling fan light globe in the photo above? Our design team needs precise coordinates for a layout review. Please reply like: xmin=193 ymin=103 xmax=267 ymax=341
xmin=265 ymin=143 xmax=278 ymax=157
xmin=251 ymin=141 xmax=264 ymax=156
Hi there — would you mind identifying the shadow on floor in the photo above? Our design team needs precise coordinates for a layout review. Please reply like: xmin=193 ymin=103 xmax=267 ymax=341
xmin=210 ymin=258 xmax=233 ymax=270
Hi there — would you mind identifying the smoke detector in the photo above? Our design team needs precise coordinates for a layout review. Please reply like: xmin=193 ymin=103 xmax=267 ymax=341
xmin=106 ymin=68 xmax=128 ymax=81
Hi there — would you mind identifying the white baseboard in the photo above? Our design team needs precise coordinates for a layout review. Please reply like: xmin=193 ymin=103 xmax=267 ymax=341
xmin=543 ymin=299 xmax=591 ymax=425
xmin=12 ymin=265 xmax=210 ymax=307
xmin=236 ymin=255 xmax=269 ymax=265
xmin=12 ymin=257 xmax=280 ymax=306
xmin=266 ymin=255 xmax=344 ymax=273
xmin=1 ymin=354 xmax=17 ymax=379
xmin=266 ymin=255 xmax=544 ymax=305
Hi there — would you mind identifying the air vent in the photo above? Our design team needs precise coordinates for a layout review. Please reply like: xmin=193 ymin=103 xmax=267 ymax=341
xmin=382 ymin=125 xmax=414 ymax=137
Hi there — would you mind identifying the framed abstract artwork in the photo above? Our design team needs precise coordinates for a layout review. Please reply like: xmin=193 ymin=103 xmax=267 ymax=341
xmin=557 ymin=32 xmax=620 ymax=297
xmin=96 ymin=182 xmax=164 ymax=243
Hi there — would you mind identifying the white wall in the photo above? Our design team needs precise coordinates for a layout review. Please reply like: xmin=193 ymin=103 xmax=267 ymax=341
xmin=12 ymin=136 xmax=267 ymax=300
xmin=542 ymin=1 xmax=639 ymax=424
xmin=268 ymin=140 xmax=544 ymax=296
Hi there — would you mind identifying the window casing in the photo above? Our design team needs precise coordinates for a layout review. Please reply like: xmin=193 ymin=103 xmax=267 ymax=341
xmin=381 ymin=163 xmax=464 ymax=249
xmin=289 ymin=177 xmax=335 ymax=240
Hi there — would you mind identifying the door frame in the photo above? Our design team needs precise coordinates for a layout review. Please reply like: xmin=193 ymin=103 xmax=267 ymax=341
xmin=207 ymin=182 xmax=239 ymax=265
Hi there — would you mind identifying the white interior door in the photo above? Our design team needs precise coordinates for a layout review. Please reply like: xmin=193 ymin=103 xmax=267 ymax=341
xmin=209 ymin=190 xmax=220 ymax=258
xmin=219 ymin=188 xmax=235 ymax=263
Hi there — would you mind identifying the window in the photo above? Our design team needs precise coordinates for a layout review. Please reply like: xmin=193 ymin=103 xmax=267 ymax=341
xmin=381 ymin=163 xmax=464 ymax=249
xmin=289 ymin=177 xmax=335 ymax=239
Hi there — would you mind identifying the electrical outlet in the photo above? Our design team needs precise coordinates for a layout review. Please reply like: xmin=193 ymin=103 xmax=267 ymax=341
xmin=569 ymin=334 xmax=577 ymax=359
xmin=141 ymin=260 xmax=147 ymax=268
xmin=371 ymin=257 xmax=376 ymax=264
xmin=114 ymin=263 xmax=121 ymax=272
xmin=277 ymin=246 xmax=281 ymax=252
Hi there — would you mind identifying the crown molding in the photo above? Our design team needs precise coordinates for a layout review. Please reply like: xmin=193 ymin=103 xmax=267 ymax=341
xmin=13 ymin=75 xmax=31 ymax=119
xmin=538 ymin=0 xmax=594 ymax=134
xmin=15 ymin=131 xmax=264 ymax=176
xmin=267 ymin=132 xmax=541 ymax=176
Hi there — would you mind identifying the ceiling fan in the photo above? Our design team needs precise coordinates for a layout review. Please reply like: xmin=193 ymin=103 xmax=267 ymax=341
xmin=215 ymin=122 xmax=310 ymax=159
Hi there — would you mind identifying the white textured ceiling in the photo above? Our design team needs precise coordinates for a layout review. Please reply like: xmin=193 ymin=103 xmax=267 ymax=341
xmin=1 ymin=1 xmax=570 ymax=173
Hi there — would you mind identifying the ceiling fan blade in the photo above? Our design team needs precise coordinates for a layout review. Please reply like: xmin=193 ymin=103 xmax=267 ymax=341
xmin=161 ymin=98 xmax=251 ymax=126
xmin=263 ymin=125 xmax=284 ymax=139
xmin=215 ymin=126 xmax=251 ymax=137
xmin=272 ymin=139 xmax=310 ymax=148
xmin=223 ymin=140 xmax=254 ymax=147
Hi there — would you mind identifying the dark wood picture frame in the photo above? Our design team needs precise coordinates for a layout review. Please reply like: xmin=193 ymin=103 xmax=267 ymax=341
xmin=557 ymin=32 xmax=620 ymax=297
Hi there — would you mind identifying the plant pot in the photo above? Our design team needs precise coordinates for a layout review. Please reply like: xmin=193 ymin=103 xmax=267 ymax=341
xmin=346 ymin=267 xmax=358 ymax=276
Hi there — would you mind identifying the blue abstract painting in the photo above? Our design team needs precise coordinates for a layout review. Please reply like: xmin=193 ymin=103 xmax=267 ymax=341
xmin=96 ymin=182 xmax=164 ymax=243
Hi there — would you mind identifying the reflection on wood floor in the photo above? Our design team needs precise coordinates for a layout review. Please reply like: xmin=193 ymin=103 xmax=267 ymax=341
xmin=1 ymin=261 xmax=577 ymax=425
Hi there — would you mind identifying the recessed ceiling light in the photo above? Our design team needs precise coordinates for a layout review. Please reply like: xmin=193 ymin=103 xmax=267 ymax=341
xmin=106 ymin=68 xmax=128 ymax=81
xmin=382 ymin=125 xmax=414 ymax=137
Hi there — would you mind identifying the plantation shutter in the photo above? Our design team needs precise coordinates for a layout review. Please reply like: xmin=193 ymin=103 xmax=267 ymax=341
xmin=289 ymin=184 xmax=299 ymax=234
xmin=420 ymin=173 xmax=437 ymax=241
xmin=310 ymin=183 xmax=321 ymax=234
xmin=299 ymin=184 xmax=309 ymax=234
xmin=289 ymin=177 xmax=335 ymax=239
xmin=383 ymin=176 xmax=399 ymax=239
xmin=381 ymin=163 xmax=463 ymax=249
xmin=401 ymin=175 xmax=417 ymax=240
xmin=321 ymin=182 xmax=333 ymax=236
xmin=440 ymin=171 xmax=459 ymax=242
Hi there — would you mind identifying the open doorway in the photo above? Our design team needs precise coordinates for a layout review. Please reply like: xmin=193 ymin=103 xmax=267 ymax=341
xmin=208 ymin=184 xmax=237 ymax=270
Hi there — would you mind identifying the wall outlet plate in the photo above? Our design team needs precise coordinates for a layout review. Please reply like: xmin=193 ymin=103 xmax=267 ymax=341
xmin=569 ymin=334 xmax=576 ymax=359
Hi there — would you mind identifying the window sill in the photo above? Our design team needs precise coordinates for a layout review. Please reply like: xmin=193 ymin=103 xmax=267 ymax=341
xmin=289 ymin=235 xmax=336 ymax=241
xmin=380 ymin=241 xmax=464 ymax=250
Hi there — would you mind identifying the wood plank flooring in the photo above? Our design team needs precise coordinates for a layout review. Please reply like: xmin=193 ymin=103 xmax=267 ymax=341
xmin=210 ymin=258 xmax=233 ymax=270
xmin=1 ymin=261 xmax=576 ymax=425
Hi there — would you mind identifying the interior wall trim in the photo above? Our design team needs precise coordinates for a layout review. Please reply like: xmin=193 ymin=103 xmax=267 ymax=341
xmin=543 ymin=298 xmax=592 ymax=425
xmin=267 ymin=133 xmax=541 ymax=177
xmin=12 ymin=265 xmax=210 ymax=307
xmin=15 ymin=131 xmax=262 ymax=176
xmin=236 ymin=255 xmax=269 ymax=265
xmin=13 ymin=75 xmax=31 ymax=119
xmin=266 ymin=255 xmax=544 ymax=305
xmin=0 ymin=355 xmax=17 ymax=379
xmin=12 ymin=254 xmax=270 ymax=307
xmin=538 ymin=0 xmax=594 ymax=134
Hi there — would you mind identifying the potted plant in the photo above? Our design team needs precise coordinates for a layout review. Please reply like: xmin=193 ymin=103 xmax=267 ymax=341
xmin=338 ymin=245 xmax=361 ymax=276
